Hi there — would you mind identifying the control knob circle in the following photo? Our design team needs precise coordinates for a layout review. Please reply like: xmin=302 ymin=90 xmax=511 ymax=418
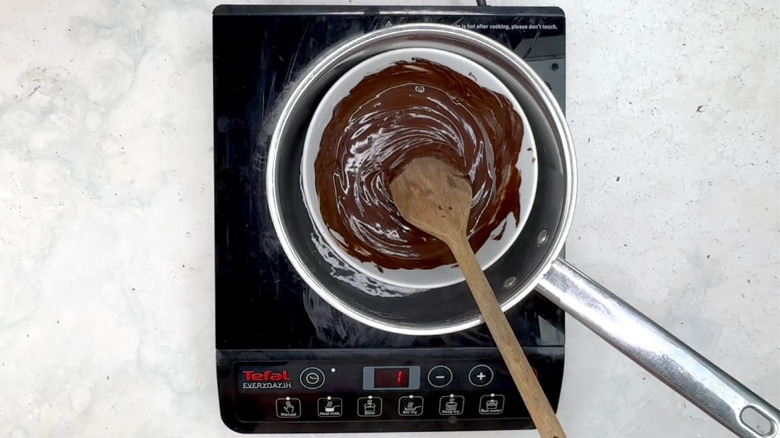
xmin=300 ymin=367 xmax=325 ymax=390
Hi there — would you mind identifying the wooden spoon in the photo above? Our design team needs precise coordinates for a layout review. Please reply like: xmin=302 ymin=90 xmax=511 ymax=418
xmin=389 ymin=157 xmax=566 ymax=438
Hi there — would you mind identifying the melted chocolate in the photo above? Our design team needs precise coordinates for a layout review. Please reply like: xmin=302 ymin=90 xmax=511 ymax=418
xmin=314 ymin=58 xmax=524 ymax=270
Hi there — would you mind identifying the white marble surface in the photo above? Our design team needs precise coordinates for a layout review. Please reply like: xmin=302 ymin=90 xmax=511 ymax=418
xmin=0 ymin=0 xmax=777 ymax=437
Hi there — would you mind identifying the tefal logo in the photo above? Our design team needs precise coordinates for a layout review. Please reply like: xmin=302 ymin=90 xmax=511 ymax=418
xmin=242 ymin=370 xmax=291 ymax=382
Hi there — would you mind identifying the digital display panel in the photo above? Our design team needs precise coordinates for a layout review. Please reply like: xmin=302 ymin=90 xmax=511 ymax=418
xmin=362 ymin=366 xmax=421 ymax=391
xmin=374 ymin=368 xmax=410 ymax=388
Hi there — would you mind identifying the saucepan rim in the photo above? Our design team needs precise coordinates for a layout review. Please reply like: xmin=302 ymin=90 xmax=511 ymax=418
xmin=267 ymin=23 xmax=577 ymax=335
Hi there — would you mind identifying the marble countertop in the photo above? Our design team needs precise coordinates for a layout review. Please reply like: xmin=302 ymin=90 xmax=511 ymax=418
xmin=1 ymin=0 xmax=777 ymax=437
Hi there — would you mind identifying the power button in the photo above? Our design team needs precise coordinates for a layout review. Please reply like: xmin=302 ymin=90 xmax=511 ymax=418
xmin=300 ymin=367 xmax=325 ymax=390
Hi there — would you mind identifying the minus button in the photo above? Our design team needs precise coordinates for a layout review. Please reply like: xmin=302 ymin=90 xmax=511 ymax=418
xmin=427 ymin=365 xmax=453 ymax=388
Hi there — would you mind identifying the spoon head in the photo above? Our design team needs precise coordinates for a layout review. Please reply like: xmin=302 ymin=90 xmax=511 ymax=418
xmin=389 ymin=157 xmax=473 ymax=243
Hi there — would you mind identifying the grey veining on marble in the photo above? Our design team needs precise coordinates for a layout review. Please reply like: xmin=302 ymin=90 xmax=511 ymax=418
xmin=0 ymin=0 xmax=777 ymax=437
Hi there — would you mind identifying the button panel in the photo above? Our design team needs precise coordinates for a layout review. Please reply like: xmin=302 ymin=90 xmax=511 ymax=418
xmin=233 ymin=357 xmax=558 ymax=423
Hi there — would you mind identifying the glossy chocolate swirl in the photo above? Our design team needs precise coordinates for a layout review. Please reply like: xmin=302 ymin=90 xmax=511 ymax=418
xmin=314 ymin=58 xmax=524 ymax=270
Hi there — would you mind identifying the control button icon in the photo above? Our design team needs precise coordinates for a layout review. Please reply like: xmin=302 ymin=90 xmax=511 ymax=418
xmin=398 ymin=395 xmax=424 ymax=416
xmin=275 ymin=397 xmax=301 ymax=418
xmin=479 ymin=393 xmax=505 ymax=415
xmin=300 ymin=367 xmax=325 ymax=390
xmin=438 ymin=394 xmax=465 ymax=416
xmin=468 ymin=364 xmax=494 ymax=387
xmin=317 ymin=396 xmax=343 ymax=418
xmin=427 ymin=365 xmax=453 ymax=388
xmin=357 ymin=396 xmax=382 ymax=417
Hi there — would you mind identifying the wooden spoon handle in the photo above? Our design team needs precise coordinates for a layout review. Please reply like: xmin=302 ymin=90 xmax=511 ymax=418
xmin=449 ymin=239 xmax=566 ymax=438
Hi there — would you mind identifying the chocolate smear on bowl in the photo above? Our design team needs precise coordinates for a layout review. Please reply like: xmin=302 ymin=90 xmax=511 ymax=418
xmin=314 ymin=58 xmax=524 ymax=270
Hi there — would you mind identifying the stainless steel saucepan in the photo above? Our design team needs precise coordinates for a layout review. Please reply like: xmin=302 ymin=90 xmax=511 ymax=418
xmin=266 ymin=23 xmax=779 ymax=438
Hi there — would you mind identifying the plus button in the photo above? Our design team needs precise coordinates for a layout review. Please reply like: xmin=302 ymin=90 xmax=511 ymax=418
xmin=468 ymin=365 xmax=494 ymax=387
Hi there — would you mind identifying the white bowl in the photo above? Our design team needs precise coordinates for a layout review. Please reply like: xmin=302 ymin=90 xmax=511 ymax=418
xmin=301 ymin=47 xmax=538 ymax=290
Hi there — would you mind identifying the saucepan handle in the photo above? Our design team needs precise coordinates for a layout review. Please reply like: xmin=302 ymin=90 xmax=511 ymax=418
xmin=537 ymin=258 xmax=779 ymax=438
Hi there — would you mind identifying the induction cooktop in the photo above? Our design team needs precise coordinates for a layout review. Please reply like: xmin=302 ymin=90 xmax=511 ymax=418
xmin=213 ymin=5 xmax=567 ymax=433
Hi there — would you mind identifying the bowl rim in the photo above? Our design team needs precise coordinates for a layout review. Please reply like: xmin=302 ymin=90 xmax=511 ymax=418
xmin=300 ymin=46 xmax=539 ymax=289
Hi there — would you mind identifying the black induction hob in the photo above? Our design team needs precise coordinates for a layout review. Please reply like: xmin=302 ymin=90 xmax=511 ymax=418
xmin=213 ymin=5 xmax=566 ymax=434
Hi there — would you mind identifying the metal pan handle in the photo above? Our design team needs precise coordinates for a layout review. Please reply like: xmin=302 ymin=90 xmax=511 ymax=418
xmin=537 ymin=258 xmax=779 ymax=438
